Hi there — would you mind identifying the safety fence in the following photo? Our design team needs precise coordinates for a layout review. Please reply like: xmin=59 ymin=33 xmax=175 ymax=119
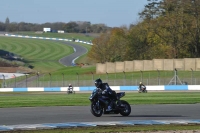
xmin=1 ymin=70 xmax=200 ymax=88
xmin=2 ymin=78 xmax=200 ymax=88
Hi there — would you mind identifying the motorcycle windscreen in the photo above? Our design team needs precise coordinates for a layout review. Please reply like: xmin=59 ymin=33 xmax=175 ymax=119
xmin=117 ymin=92 xmax=125 ymax=98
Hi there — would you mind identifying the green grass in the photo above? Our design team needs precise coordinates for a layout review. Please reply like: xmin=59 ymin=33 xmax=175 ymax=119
xmin=0 ymin=36 xmax=88 ymax=73
xmin=53 ymin=66 xmax=96 ymax=75
xmin=0 ymin=92 xmax=200 ymax=108
xmin=6 ymin=124 xmax=200 ymax=133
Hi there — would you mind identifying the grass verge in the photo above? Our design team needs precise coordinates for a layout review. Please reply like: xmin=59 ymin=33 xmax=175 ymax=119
xmin=3 ymin=124 xmax=200 ymax=133
xmin=0 ymin=92 xmax=200 ymax=108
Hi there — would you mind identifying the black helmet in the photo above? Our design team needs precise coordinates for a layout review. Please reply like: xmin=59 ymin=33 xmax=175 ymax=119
xmin=95 ymin=78 xmax=102 ymax=88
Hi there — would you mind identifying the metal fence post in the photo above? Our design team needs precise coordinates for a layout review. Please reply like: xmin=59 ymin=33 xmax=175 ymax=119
xmin=76 ymin=73 xmax=79 ymax=86
xmin=62 ymin=73 xmax=64 ymax=87
xmin=106 ymin=72 xmax=108 ymax=82
xmin=49 ymin=73 xmax=51 ymax=87
xmin=114 ymin=73 xmax=116 ymax=86
xmin=13 ymin=74 xmax=16 ymax=88
xmin=123 ymin=71 xmax=126 ymax=85
xmin=25 ymin=74 xmax=27 ymax=87
xmin=191 ymin=68 xmax=193 ymax=85
xmin=91 ymin=72 xmax=94 ymax=80
xmin=157 ymin=69 xmax=160 ymax=85
xmin=175 ymin=69 xmax=177 ymax=85
xmin=132 ymin=73 xmax=134 ymax=85
xmin=37 ymin=72 xmax=39 ymax=87
xmin=140 ymin=70 xmax=143 ymax=82
xmin=91 ymin=72 xmax=94 ymax=86
xmin=2 ymin=74 xmax=5 ymax=88
xmin=148 ymin=72 xmax=150 ymax=85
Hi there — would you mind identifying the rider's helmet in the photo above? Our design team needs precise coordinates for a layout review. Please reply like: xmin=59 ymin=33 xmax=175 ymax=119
xmin=139 ymin=82 xmax=142 ymax=84
xmin=95 ymin=78 xmax=102 ymax=88
xmin=69 ymin=83 xmax=72 ymax=86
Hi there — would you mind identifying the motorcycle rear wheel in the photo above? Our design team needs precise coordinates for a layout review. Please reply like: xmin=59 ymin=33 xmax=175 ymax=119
xmin=119 ymin=100 xmax=131 ymax=116
xmin=90 ymin=101 xmax=103 ymax=117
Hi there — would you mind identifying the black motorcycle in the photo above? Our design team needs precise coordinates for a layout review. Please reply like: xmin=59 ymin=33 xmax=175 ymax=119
xmin=67 ymin=86 xmax=75 ymax=94
xmin=89 ymin=88 xmax=131 ymax=117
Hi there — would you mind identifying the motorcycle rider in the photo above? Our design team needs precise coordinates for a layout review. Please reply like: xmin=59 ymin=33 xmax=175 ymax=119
xmin=139 ymin=82 xmax=146 ymax=91
xmin=94 ymin=78 xmax=117 ymax=111
xmin=68 ymin=83 xmax=73 ymax=92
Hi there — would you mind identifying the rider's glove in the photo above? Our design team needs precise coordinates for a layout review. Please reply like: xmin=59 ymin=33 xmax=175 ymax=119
xmin=102 ymin=90 xmax=107 ymax=95
xmin=97 ymin=88 xmax=102 ymax=95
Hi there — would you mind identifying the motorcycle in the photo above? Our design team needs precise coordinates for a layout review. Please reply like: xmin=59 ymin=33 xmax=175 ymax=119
xmin=67 ymin=86 xmax=75 ymax=94
xmin=138 ymin=85 xmax=147 ymax=93
xmin=89 ymin=88 xmax=131 ymax=117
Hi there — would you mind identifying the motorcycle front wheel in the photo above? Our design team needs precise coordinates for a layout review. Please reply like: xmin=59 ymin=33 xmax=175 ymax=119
xmin=90 ymin=101 xmax=103 ymax=117
xmin=119 ymin=100 xmax=131 ymax=116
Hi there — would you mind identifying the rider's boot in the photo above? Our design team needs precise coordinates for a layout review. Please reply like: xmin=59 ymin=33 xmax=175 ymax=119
xmin=105 ymin=101 xmax=112 ymax=111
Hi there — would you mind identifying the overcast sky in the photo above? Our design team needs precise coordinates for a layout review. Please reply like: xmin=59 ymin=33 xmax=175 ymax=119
xmin=0 ymin=0 xmax=149 ymax=27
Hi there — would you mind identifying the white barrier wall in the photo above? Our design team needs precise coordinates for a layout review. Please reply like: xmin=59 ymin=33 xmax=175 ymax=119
xmin=0 ymin=85 xmax=200 ymax=92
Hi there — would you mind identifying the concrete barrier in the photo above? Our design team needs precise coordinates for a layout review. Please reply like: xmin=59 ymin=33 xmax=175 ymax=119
xmin=96 ymin=58 xmax=200 ymax=74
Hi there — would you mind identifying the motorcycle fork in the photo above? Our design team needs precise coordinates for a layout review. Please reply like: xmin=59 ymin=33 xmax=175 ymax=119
xmin=97 ymin=100 xmax=101 ymax=109
xmin=99 ymin=98 xmax=108 ymax=109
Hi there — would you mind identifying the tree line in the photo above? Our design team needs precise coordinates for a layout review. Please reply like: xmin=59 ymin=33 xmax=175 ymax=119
xmin=88 ymin=0 xmax=200 ymax=63
xmin=0 ymin=18 xmax=111 ymax=33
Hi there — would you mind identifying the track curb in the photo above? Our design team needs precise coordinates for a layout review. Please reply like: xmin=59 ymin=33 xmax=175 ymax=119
xmin=1 ymin=119 xmax=200 ymax=132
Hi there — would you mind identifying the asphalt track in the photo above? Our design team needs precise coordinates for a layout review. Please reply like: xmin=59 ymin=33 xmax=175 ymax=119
xmin=58 ymin=41 xmax=87 ymax=66
xmin=0 ymin=104 xmax=200 ymax=125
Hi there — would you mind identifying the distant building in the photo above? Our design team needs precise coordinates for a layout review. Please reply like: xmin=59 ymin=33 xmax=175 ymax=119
xmin=58 ymin=30 xmax=64 ymax=33
xmin=51 ymin=30 xmax=58 ymax=33
xmin=43 ymin=28 xmax=51 ymax=32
